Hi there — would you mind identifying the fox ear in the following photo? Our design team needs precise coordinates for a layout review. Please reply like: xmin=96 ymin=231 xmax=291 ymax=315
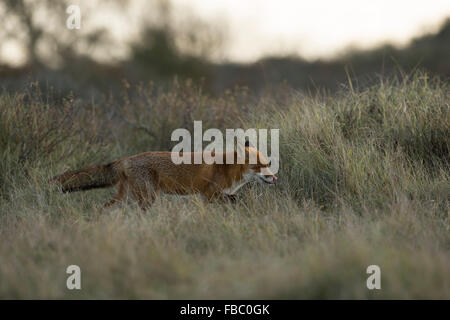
xmin=245 ymin=140 xmax=250 ymax=147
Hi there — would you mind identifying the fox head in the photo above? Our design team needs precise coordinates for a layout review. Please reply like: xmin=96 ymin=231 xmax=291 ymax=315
xmin=243 ymin=141 xmax=277 ymax=185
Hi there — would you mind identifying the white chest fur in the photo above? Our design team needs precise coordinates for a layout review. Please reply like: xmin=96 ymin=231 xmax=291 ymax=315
xmin=222 ymin=173 xmax=253 ymax=195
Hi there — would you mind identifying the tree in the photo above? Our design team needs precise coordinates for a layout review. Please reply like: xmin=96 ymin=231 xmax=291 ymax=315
xmin=0 ymin=0 xmax=111 ymax=67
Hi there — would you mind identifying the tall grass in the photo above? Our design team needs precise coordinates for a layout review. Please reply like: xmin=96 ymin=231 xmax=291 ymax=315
xmin=0 ymin=83 xmax=111 ymax=197
xmin=252 ymin=74 xmax=449 ymax=209
xmin=0 ymin=73 xmax=448 ymax=298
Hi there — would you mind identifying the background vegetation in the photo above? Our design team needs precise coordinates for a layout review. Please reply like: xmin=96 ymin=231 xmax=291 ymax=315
xmin=0 ymin=72 xmax=448 ymax=298
xmin=1 ymin=1 xmax=449 ymax=96
xmin=0 ymin=0 xmax=448 ymax=299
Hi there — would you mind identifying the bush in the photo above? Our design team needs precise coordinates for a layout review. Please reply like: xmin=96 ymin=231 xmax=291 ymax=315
xmin=0 ymin=83 xmax=109 ymax=195
xmin=250 ymin=73 xmax=449 ymax=209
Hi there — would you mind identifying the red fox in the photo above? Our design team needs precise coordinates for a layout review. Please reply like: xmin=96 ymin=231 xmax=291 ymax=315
xmin=52 ymin=144 xmax=277 ymax=209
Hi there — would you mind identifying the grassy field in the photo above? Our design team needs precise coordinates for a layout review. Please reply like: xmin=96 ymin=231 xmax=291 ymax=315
xmin=0 ymin=73 xmax=448 ymax=299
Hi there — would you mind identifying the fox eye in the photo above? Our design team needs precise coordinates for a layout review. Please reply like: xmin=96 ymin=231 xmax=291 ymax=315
xmin=267 ymin=160 xmax=271 ymax=167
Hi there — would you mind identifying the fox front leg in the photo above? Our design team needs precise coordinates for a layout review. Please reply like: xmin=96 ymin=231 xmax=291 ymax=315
xmin=221 ymin=194 xmax=238 ymax=203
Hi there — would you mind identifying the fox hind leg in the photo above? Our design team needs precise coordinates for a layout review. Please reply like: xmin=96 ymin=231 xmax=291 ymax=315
xmin=129 ymin=169 xmax=159 ymax=210
xmin=104 ymin=181 xmax=126 ymax=208
xmin=131 ymin=188 xmax=157 ymax=210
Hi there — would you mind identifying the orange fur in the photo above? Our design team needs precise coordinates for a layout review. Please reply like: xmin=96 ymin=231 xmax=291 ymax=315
xmin=51 ymin=147 xmax=277 ymax=209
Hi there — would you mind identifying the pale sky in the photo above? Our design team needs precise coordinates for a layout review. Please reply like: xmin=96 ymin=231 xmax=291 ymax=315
xmin=1 ymin=0 xmax=450 ymax=65
xmin=175 ymin=0 xmax=450 ymax=62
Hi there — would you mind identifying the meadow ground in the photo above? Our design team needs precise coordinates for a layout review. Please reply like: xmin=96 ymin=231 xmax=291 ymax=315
xmin=0 ymin=73 xmax=448 ymax=298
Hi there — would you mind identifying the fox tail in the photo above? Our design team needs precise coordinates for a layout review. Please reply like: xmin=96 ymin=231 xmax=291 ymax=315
xmin=51 ymin=162 xmax=118 ymax=192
